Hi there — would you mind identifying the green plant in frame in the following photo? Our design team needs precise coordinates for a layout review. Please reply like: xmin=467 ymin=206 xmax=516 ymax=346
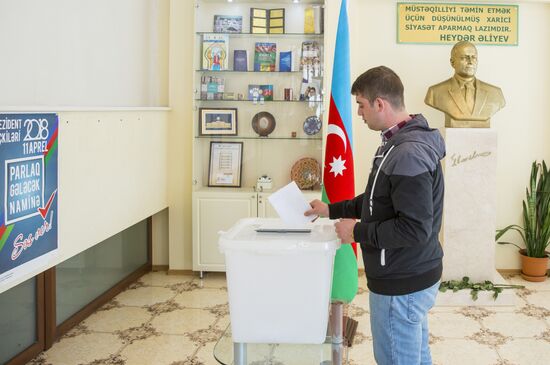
xmin=496 ymin=161 xmax=550 ymax=258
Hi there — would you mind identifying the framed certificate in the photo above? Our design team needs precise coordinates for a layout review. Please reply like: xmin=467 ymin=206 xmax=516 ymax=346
xmin=199 ymin=107 xmax=238 ymax=136
xmin=208 ymin=142 xmax=243 ymax=187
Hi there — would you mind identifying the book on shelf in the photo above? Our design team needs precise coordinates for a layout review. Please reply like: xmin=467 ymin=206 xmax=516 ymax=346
xmin=201 ymin=76 xmax=225 ymax=100
xmin=213 ymin=15 xmax=243 ymax=33
xmin=254 ymin=42 xmax=276 ymax=72
xmin=279 ymin=51 xmax=292 ymax=72
xmin=248 ymin=84 xmax=273 ymax=101
xmin=233 ymin=50 xmax=248 ymax=72
xmin=304 ymin=6 xmax=324 ymax=34
xmin=250 ymin=7 xmax=285 ymax=34
xmin=202 ymin=34 xmax=229 ymax=71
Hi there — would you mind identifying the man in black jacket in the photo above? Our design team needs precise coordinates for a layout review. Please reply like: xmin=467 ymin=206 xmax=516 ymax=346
xmin=306 ymin=66 xmax=445 ymax=365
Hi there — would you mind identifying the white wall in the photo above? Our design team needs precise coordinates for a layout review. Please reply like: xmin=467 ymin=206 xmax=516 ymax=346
xmin=2 ymin=0 xmax=546 ymax=292
xmin=167 ymin=0 xmax=550 ymax=272
xmin=0 ymin=109 xmax=170 ymax=293
xmin=0 ymin=0 xmax=169 ymax=107
xmin=0 ymin=0 xmax=171 ymax=293
xmin=331 ymin=0 xmax=550 ymax=269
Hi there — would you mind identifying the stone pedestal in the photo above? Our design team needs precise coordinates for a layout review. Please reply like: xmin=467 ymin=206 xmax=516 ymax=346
xmin=442 ymin=128 xmax=497 ymax=283
xmin=441 ymin=128 xmax=514 ymax=306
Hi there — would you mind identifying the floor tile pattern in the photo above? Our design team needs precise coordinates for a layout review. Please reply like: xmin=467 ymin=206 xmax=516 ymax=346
xmin=27 ymin=271 xmax=550 ymax=365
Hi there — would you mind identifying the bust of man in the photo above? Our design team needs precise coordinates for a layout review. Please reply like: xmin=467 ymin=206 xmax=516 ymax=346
xmin=424 ymin=41 xmax=505 ymax=128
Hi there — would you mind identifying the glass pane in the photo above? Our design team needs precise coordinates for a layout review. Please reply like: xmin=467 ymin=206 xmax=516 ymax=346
xmin=56 ymin=219 xmax=148 ymax=325
xmin=213 ymin=325 xmax=348 ymax=365
xmin=0 ymin=277 xmax=36 ymax=364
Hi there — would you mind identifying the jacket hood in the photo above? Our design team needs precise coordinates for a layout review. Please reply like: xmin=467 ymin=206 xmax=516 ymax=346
xmin=389 ymin=114 xmax=446 ymax=160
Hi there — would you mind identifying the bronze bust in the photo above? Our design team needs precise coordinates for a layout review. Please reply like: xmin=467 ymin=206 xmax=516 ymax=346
xmin=425 ymin=41 xmax=505 ymax=128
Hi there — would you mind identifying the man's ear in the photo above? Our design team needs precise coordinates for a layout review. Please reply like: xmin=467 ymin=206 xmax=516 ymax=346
xmin=450 ymin=57 xmax=455 ymax=68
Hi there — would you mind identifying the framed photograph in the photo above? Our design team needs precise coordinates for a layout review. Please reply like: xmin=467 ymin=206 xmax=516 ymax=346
xmin=208 ymin=142 xmax=243 ymax=187
xmin=199 ymin=107 xmax=238 ymax=136
xmin=214 ymin=15 xmax=243 ymax=33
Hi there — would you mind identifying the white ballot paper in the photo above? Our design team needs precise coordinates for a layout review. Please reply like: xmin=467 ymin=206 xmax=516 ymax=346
xmin=267 ymin=181 xmax=318 ymax=227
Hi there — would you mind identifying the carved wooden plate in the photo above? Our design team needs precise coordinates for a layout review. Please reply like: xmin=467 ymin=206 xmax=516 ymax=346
xmin=291 ymin=157 xmax=321 ymax=189
xmin=251 ymin=111 xmax=276 ymax=137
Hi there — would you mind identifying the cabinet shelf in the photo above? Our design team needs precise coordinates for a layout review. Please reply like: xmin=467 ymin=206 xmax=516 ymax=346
xmin=195 ymin=99 xmax=324 ymax=103
xmin=196 ymin=32 xmax=324 ymax=39
xmin=195 ymin=135 xmax=322 ymax=141
xmin=196 ymin=70 xmax=302 ymax=74
xmin=193 ymin=0 xmax=326 ymax=273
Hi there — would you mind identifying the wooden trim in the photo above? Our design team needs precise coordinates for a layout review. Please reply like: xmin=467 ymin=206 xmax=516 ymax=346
xmin=6 ymin=274 xmax=46 ymax=365
xmin=152 ymin=265 xmax=169 ymax=271
xmin=55 ymin=263 xmax=150 ymax=338
xmin=44 ymin=268 xmax=56 ymax=349
xmin=147 ymin=217 xmax=153 ymax=268
xmin=167 ymin=269 xmax=195 ymax=275
xmin=497 ymin=269 xmax=521 ymax=275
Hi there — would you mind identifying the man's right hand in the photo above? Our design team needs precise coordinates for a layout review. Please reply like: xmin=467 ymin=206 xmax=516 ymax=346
xmin=304 ymin=199 xmax=329 ymax=217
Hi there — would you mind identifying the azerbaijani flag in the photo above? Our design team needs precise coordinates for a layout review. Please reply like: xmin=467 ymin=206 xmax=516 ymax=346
xmin=323 ymin=0 xmax=358 ymax=303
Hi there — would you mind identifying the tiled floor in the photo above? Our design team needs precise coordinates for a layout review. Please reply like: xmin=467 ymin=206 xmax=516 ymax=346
xmin=27 ymin=271 xmax=550 ymax=365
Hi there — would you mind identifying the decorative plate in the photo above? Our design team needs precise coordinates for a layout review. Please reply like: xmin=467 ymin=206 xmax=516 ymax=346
xmin=303 ymin=115 xmax=322 ymax=135
xmin=291 ymin=157 xmax=321 ymax=189
xmin=252 ymin=111 xmax=276 ymax=137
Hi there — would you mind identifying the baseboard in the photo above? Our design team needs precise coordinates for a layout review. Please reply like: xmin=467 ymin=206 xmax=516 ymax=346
xmin=497 ymin=269 xmax=521 ymax=275
xmin=152 ymin=265 xmax=169 ymax=272
xmin=167 ymin=269 xmax=194 ymax=275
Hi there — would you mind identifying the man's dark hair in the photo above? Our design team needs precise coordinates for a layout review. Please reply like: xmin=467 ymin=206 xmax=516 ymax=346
xmin=351 ymin=66 xmax=405 ymax=110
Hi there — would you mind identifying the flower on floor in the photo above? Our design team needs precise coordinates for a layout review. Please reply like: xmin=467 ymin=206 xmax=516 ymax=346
xmin=147 ymin=299 xmax=183 ymax=316
xmin=206 ymin=303 xmax=229 ymax=317
xmin=115 ymin=323 xmax=160 ymax=344
xmin=169 ymin=356 xmax=205 ymax=365
xmin=456 ymin=306 xmax=495 ymax=320
xmin=98 ymin=299 xmax=123 ymax=311
xmin=83 ymin=354 xmax=126 ymax=365
xmin=495 ymin=359 xmax=518 ymax=365
xmin=516 ymin=304 xmax=550 ymax=320
xmin=127 ymin=281 xmax=146 ymax=290
xmin=186 ymin=325 xmax=224 ymax=345
xmin=515 ymin=287 xmax=535 ymax=300
xmin=467 ymin=328 xmax=511 ymax=348
xmin=535 ymin=328 xmax=550 ymax=343
xmin=166 ymin=281 xmax=200 ymax=294
xmin=429 ymin=334 xmax=444 ymax=345
xmin=26 ymin=353 xmax=50 ymax=365
xmin=63 ymin=323 xmax=91 ymax=338
xmin=352 ymin=331 xmax=370 ymax=345
xmin=346 ymin=303 xmax=369 ymax=317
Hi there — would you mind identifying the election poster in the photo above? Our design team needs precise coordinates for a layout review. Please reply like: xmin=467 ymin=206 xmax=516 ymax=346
xmin=0 ymin=113 xmax=58 ymax=285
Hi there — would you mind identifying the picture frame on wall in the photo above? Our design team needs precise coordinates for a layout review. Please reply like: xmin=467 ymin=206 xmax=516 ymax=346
xmin=208 ymin=141 xmax=243 ymax=187
xmin=199 ymin=107 xmax=238 ymax=136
